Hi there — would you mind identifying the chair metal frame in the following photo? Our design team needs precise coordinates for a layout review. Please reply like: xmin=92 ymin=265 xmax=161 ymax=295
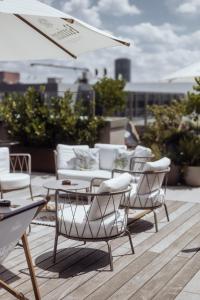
xmin=0 ymin=153 xmax=33 ymax=200
xmin=53 ymin=187 xmax=134 ymax=271
xmin=112 ymin=167 xmax=170 ymax=232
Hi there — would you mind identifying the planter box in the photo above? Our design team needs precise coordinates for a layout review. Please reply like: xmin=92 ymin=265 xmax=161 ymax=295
xmin=184 ymin=166 xmax=200 ymax=187
xmin=11 ymin=146 xmax=55 ymax=173
xmin=167 ymin=164 xmax=181 ymax=186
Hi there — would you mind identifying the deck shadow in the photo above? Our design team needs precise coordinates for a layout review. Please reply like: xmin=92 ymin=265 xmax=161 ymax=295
xmin=35 ymin=247 xmax=110 ymax=278
xmin=128 ymin=219 xmax=154 ymax=233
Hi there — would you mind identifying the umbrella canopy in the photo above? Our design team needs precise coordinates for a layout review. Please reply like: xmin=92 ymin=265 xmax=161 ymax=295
xmin=163 ymin=62 xmax=200 ymax=82
xmin=0 ymin=0 xmax=130 ymax=61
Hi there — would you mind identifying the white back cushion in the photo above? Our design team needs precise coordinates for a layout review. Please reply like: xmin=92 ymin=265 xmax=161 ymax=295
xmin=95 ymin=143 xmax=127 ymax=170
xmin=57 ymin=144 xmax=89 ymax=170
xmin=88 ymin=173 xmax=132 ymax=221
xmin=0 ymin=147 xmax=10 ymax=174
xmin=137 ymin=157 xmax=171 ymax=194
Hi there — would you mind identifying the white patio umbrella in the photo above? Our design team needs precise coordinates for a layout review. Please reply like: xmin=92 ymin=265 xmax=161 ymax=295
xmin=163 ymin=62 xmax=200 ymax=82
xmin=0 ymin=0 xmax=130 ymax=61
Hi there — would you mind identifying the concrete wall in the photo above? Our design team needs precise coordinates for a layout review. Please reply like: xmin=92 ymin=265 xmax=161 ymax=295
xmin=99 ymin=117 xmax=127 ymax=145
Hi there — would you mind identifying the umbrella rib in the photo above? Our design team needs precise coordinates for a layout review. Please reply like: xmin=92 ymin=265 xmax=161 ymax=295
xmin=14 ymin=14 xmax=77 ymax=59
xmin=112 ymin=38 xmax=130 ymax=47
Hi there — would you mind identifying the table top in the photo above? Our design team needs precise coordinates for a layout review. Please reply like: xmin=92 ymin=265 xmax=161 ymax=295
xmin=43 ymin=179 xmax=90 ymax=191
xmin=0 ymin=198 xmax=46 ymax=221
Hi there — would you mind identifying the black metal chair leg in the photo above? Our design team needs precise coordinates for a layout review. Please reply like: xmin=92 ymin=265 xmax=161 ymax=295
xmin=106 ymin=241 xmax=113 ymax=271
xmin=153 ymin=210 xmax=158 ymax=232
xmin=53 ymin=233 xmax=58 ymax=263
xmin=126 ymin=230 xmax=135 ymax=254
xmin=29 ymin=185 xmax=34 ymax=201
xmin=164 ymin=203 xmax=170 ymax=222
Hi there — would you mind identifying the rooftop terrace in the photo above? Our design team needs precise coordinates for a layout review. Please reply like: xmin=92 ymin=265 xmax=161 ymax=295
xmin=1 ymin=173 xmax=200 ymax=300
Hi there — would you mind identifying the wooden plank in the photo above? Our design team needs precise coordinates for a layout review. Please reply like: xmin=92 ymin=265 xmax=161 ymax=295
xmin=152 ymin=251 xmax=200 ymax=300
xmin=108 ymin=216 xmax=200 ymax=300
xmin=175 ymin=291 xmax=200 ymax=300
xmin=143 ymin=233 xmax=200 ymax=299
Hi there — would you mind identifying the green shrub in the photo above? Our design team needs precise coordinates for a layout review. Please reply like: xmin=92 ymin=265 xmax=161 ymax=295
xmin=0 ymin=86 xmax=104 ymax=147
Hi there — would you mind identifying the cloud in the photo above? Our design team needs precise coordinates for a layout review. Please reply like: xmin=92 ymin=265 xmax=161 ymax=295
xmin=118 ymin=22 xmax=200 ymax=81
xmin=176 ymin=0 xmax=200 ymax=14
xmin=97 ymin=0 xmax=141 ymax=16
xmin=63 ymin=0 xmax=101 ymax=27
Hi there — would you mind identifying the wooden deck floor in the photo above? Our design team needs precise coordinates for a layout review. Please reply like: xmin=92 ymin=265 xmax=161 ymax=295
xmin=1 ymin=177 xmax=200 ymax=299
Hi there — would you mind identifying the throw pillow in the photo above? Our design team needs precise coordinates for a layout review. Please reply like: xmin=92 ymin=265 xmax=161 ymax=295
xmin=74 ymin=148 xmax=99 ymax=170
xmin=56 ymin=144 xmax=89 ymax=170
xmin=113 ymin=149 xmax=135 ymax=171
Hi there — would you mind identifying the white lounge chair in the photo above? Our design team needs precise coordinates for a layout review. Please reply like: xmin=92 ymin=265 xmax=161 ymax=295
xmin=53 ymin=173 xmax=134 ymax=271
xmin=0 ymin=147 xmax=33 ymax=200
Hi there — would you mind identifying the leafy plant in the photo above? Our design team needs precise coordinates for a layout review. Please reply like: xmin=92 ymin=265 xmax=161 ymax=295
xmin=93 ymin=77 xmax=126 ymax=116
xmin=142 ymin=100 xmax=186 ymax=160
xmin=142 ymin=77 xmax=200 ymax=166
xmin=0 ymin=86 xmax=104 ymax=147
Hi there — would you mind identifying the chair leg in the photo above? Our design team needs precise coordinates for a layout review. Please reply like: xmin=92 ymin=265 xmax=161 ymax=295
xmin=53 ymin=233 xmax=58 ymax=263
xmin=1 ymin=190 xmax=3 ymax=199
xmin=126 ymin=230 xmax=135 ymax=254
xmin=106 ymin=241 xmax=113 ymax=271
xmin=153 ymin=210 xmax=158 ymax=232
xmin=29 ymin=185 xmax=34 ymax=201
xmin=164 ymin=203 xmax=170 ymax=222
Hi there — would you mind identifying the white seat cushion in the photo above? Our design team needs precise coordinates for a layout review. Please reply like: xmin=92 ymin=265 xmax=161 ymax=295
xmin=0 ymin=147 xmax=10 ymax=174
xmin=57 ymin=169 xmax=112 ymax=181
xmin=58 ymin=204 xmax=126 ymax=239
xmin=0 ymin=173 xmax=30 ymax=190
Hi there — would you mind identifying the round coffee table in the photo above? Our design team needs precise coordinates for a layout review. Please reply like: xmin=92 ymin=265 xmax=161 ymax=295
xmin=43 ymin=179 xmax=90 ymax=194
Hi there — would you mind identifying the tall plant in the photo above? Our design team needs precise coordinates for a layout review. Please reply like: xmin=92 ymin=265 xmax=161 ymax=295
xmin=93 ymin=77 xmax=126 ymax=116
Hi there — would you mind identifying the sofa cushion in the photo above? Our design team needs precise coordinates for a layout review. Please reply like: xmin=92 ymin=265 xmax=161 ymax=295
xmin=57 ymin=169 xmax=112 ymax=181
xmin=57 ymin=144 xmax=89 ymax=170
xmin=58 ymin=205 xmax=126 ymax=239
xmin=88 ymin=173 xmax=132 ymax=221
xmin=0 ymin=147 xmax=10 ymax=175
xmin=0 ymin=173 xmax=30 ymax=190
xmin=73 ymin=148 xmax=99 ymax=170
xmin=113 ymin=149 xmax=135 ymax=171
xmin=94 ymin=144 xmax=127 ymax=171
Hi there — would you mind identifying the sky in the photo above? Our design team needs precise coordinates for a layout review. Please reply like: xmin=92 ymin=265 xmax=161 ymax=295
xmin=1 ymin=0 xmax=200 ymax=83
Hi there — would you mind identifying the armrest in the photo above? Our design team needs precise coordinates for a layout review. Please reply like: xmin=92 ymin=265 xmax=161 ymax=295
xmin=10 ymin=153 xmax=31 ymax=174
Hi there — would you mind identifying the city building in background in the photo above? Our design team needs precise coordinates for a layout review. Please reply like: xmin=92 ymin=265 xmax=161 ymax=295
xmin=0 ymin=59 xmax=194 ymax=124
xmin=115 ymin=58 xmax=131 ymax=82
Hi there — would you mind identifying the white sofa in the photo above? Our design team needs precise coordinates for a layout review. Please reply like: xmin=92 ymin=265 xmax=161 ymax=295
xmin=55 ymin=143 xmax=126 ymax=181
xmin=54 ymin=143 xmax=152 ymax=183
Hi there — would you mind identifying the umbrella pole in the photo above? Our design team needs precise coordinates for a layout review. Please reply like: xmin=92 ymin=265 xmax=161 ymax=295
xmin=21 ymin=233 xmax=41 ymax=300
